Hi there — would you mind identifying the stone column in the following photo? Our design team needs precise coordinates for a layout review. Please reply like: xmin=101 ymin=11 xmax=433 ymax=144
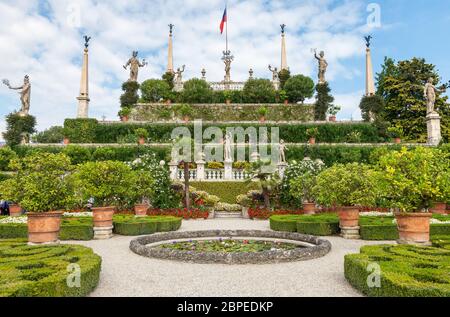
xmin=365 ymin=47 xmax=376 ymax=96
xmin=77 ymin=47 xmax=90 ymax=118
xmin=281 ymin=30 xmax=288 ymax=71
xmin=196 ymin=159 xmax=206 ymax=181
xmin=169 ymin=161 xmax=178 ymax=180
xmin=224 ymin=159 xmax=233 ymax=180
xmin=427 ymin=113 xmax=442 ymax=146
xmin=167 ymin=27 xmax=174 ymax=74
xmin=277 ymin=162 xmax=288 ymax=179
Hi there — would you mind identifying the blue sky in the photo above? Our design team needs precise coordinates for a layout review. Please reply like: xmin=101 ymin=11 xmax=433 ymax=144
xmin=0 ymin=0 xmax=449 ymax=138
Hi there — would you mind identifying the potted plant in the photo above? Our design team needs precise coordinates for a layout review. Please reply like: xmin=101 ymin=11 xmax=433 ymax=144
xmin=135 ymin=128 xmax=149 ymax=145
xmin=224 ymin=90 xmax=233 ymax=105
xmin=179 ymin=104 xmax=193 ymax=123
xmin=387 ymin=125 xmax=403 ymax=144
xmin=72 ymin=161 xmax=135 ymax=238
xmin=258 ymin=106 xmax=268 ymax=123
xmin=278 ymin=90 xmax=288 ymax=105
xmin=6 ymin=153 xmax=75 ymax=244
xmin=118 ymin=107 xmax=132 ymax=122
xmin=130 ymin=170 xmax=155 ymax=217
xmin=328 ymin=105 xmax=341 ymax=122
xmin=0 ymin=179 xmax=23 ymax=217
xmin=376 ymin=147 xmax=449 ymax=245
xmin=306 ymin=127 xmax=319 ymax=145
xmin=313 ymin=163 xmax=379 ymax=235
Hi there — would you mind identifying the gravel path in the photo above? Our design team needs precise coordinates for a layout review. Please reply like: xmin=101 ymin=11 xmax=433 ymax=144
xmin=71 ymin=219 xmax=393 ymax=297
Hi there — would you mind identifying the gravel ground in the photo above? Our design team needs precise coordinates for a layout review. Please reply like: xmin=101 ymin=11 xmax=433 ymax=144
xmin=70 ymin=219 xmax=394 ymax=297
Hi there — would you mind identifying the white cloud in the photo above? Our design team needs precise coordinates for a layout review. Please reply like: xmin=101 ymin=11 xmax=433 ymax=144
xmin=0 ymin=0 xmax=370 ymax=140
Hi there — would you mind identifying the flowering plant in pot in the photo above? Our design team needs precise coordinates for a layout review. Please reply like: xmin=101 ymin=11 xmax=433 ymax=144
xmin=72 ymin=161 xmax=135 ymax=233
xmin=135 ymin=128 xmax=149 ymax=145
xmin=223 ymin=90 xmax=233 ymax=105
xmin=327 ymin=104 xmax=341 ymax=122
xmin=118 ymin=107 xmax=132 ymax=122
xmin=5 ymin=153 xmax=76 ymax=244
xmin=129 ymin=169 xmax=155 ymax=217
xmin=313 ymin=163 xmax=379 ymax=230
xmin=287 ymin=158 xmax=325 ymax=214
xmin=257 ymin=106 xmax=268 ymax=123
xmin=375 ymin=147 xmax=450 ymax=244
xmin=178 ymin=104 xmax=193 ymax=123
xmin=278 ymin=90 xmax=288 ymax=105
xmin=387 ymin=125 xmax=403 ymax=144
xmin=306 ymin=127 xmax=319 ymax=145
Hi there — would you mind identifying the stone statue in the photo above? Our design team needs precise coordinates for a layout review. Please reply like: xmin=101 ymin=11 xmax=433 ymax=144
xmin=280 ymin=24 xmax=286 ymax=34
xmin=169 ymin=24 xmax=174 ymax=35
xmin=364 ymin=35 xmax=372 ymax=48
xmin=123 ymin=51 xmax=147 ymax=82
xmin=224 ymin=132 xmax=232 ymax=162
xmin=175 ymin=65 xmax=186 ymax=85
xmin=249 ymin=68 xmax=254 ymax=80
xmin=2 ymin=75 xmax=31 ymax=115
xmin=84 ymin=35 xmax=91 ymax=49
xmin=224 ymin=59 xmax=232 ymax=82
xmin=279 ymin=140 xmax=287 ymax=163
xmin=424 ymin=77 xmax=442 ymax=115
xmin=314 ymin=49 xmax=328 ymax=84
xmin=268 ymin=65 xmax=279 ymax=81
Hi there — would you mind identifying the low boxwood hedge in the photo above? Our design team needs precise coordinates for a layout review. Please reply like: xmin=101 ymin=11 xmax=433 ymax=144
xmin=190 ymin=181 xmax=259 ymax=204
xmin=0 ymin=239 xmax=101 ymax=297
xmin=113 ymin=215 xmax=182 ymax=236
xmin=344 ymin=244 xmax=450 ymax=297
xmin=270 ymin=214 xmax=339 ymax=236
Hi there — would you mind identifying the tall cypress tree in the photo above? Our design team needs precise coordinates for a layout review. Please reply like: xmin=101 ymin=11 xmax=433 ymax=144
xmin=314 ymin=82 xmax=334 ymax=121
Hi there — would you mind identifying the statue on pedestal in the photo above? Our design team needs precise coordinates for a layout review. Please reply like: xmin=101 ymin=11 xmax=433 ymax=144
xmin=314 ymin=49 xmax=328 ymax=84
xmin=424 ymin=77 xmax=442 ymax=115
xmin=224 ymin=132 xmax=232 ymax=162
xmin=224 ymin=59 xmax=232 ymax=82
xmin=278 ymin=140 xmax=287 ymax=163
xmin=123 ymin=51 xmax=147 ymax=82
xmin=2 ymin=75 xmax=31 ymax=116
xmin=268 ymin=65 xmax=279 ymax=81
xmin=175 ymin=65 xmax=186 ymax=85
xmin=364 ymin=35 xmax=372 ymax=48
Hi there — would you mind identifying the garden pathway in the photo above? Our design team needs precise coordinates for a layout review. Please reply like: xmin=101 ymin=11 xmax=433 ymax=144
xmin=72 ymin=219 xmax=393 ymax=297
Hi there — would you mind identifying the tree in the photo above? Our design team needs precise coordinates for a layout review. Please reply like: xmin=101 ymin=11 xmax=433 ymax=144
xmin=120 ymin=81 xmax=140 ymax=108
xmin=376 ymin=57 xmax=450 ymax=142
xmin=162 ymin=71 xmax=175 ymax=90
xmin=32 ymin=126 xmax=64 ymax=144
xmin=278 ymin=69 xmax=291 ymax=90
xmin=140 ymin=79 xmax=172 ymax=102
xmin=245 ymin=160 xmax=280 ymax=209
xmin=284 ymin=75 xmax=315 ymax=104
xmin=3 ymin=113 xmax=36 ymax=146
xmin=181 ymin=78 xmax=213 ymax=104
xmin=314 ymin=82 xmax=334 ymax=121
xmin=242 ymin=79 xmax=276 ymax=103
xmin=359 ymin=95 xmax=385 ymax=122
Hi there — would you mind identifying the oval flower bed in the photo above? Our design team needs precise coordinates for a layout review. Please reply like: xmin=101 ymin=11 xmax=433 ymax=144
xmin=344 ymin=244 xmax=450 ymax=297
xmin=113 ymin=215 xmax=182 ymax=236
xmin=0 ymin=239 xmax=101 ymax=297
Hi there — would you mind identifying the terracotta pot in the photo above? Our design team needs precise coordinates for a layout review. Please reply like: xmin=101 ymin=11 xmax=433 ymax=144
xmin=63 ymin=138 xmax=70 ymax=145
xmin=394 ymin=138 xmax=401 ymax=144
xmin=430 ymin=202 xmax=447 ymax=215
xmin=138 ymin=137 xmax=145 ymax=145
xmin=309 ymin=138 xmax=316 ymax=145
xmin=329 ymin=116 xmax=336 ymax=122
xmin=92 ymin=207 xmax=115 ymax=228
xmin=303 ymin=202 xmax=316 ymax=215
xmin=9 ymin=204 xmax=22 ymax=217
xmin=27 ymin=211 xmax=63 ymax=244
xmin=226 ymin=99 xmax=231 ymax=105
xmin=120 ymin=116 xmax=129 ymax=122
xmin=284 ymin=100 xmax=289 ymax=105
xmin=338 ymin=207 xmax=360 ymax=228
xmin=259 ymin=116 xmax=265 ymax=123
xmin=183 ymin=116 xmax=189 ymax=123
xmin=395 ymin=212 xmax=432 ymax=245
xmin=134 ymin=204 xmax=148 ymax=217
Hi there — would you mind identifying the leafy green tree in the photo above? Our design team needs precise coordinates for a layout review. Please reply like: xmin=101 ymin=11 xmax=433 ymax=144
xmin=359 ymin=95 xmax=385 ymax=122
xmin=245 ymin=160 xmax=280 ymax=209
xmin=120 ymin=81 xmax=140 ymax=108
xmin=0 ymin=146 xmax=18 ymax=171
xmin=278 ymin=69 xmax=291 ymax=90
xmin=376 ymin=57 xmax=450 ymax=142
xmin=284 ymin=75 xmax=315 ymax=104
xmin=3 ymin=113 xmax=36 ymax=146
xmin=162 ymin=71 xmax=175 ymax=90
xmin=140 ymin=79 xmax=172 ymax=102
xmin=32 ymin=126 xmax=64 ymax=144
xmin=181 ymin=78 xmax=213 ymax=103
xmin=314 ymin=82 xmax=334 ymax=121
xmin=242 ymin=79 xmax=276 ymax=103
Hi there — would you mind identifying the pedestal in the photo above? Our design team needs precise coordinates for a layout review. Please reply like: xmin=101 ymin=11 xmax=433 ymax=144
xmin=196 ymin=160 xmax=206 ymax=180
xmin=426 ymin=112 xmax=442 ymax=146
xmin=224 ymin=159 xmax=233 ymax=180
xmin=277 ymin=162 xmax=288 ymax=179
xmin=340 ymin=226 xmax=360 ymax=240
xmin=169 ymin=161 xmax=178 ymax=180
xmin=94 ymin=226 xmax=113 ymax=240
xmin=272 ymin=80 xmax=280 ymax=91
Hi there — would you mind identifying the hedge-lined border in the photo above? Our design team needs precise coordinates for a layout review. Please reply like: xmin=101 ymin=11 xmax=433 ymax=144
xmin=344 ymin=244 xmax=450 ymax=297
xmin=113 ymin=215 xmax=182 ymax=236
xmin=190 ymin=181 xmax=258 ymax=204
xmin=0 ymin=239 xmax=101 ymax=297
xmin=270 ymin=214 xmax=340 ymax=236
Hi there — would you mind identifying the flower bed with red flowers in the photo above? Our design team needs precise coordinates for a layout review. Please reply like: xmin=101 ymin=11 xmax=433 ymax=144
xmin=248 ymin=208 xmax=303 ymax=220
xmin=148 ymin=208 xmax=209 ymax=220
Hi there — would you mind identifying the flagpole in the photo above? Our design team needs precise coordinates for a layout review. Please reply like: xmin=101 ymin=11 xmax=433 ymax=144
xmin=225 ymin=1 xmax=228 ymax=53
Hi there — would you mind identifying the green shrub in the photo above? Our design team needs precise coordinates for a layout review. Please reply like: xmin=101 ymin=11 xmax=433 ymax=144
xmin=3 ymin=113 xmax=36 ymax=146
xmin=314 ymin=82 xmax=334 ymax=121
xmin=92 ymin=147 xmax=117 ymax=161
xmin=243 ymin=79 xmax=276 ymax=103
xmin=0 ymin=146 xmax=18 ymax=171
xmin=120 ymin=81 xmax=140 ymax=107
xmin=284 ymin=75 xmax=315 ymax=103
xmin=0 ymin=239 xmax=101 ymax=297
xmin=190 ymin=182 xmax=259 ymax=204
xmin=344 ymin=244 xmax=450 ymax=297
xmin=32 ymin=126 xmax=64 ymax=144
xmin=113 ymin=215 xmax=182 ymax=236
xmin=270 ymin=214 xmax=340 ymax=235
xmin=181 ymin=79 xmax=214 ymax=103
xmin=270 ymin=215 xmax=303 ymax=232
xmin=140 ymin=79 xmax=172 ymax=102
xmin=63 ymin=119 xmax=98 ymax=143
xmin=62 ymin=145 xmax=92 ymax=165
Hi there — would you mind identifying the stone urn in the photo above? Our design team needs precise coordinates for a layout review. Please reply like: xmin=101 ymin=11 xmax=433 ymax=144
xmin=134 ymin=204 xmax=148 ymax=217
xmin=338 ymin=207 xmax=360 ymax=239
xmin=92 ymin=207 xmax=115 ymax=239
xmin=27 ymin=211 xmax=63 ymax=245
xmin=395 ymin=212 xmax=432 ymax=245
xmin=9 ymin=204 xmax=22 ymax=217
xmin=303 ymin=203 xmax=316 ymax=215
xmin=429 ymin=202 xmax=447 ymax=215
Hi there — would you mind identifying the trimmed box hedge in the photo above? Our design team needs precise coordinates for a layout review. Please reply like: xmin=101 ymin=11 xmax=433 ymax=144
xmin=344 ymin=244 xmax=450 ymax=297
xmin=112 ymin=215 xmax=182 ymax=236
xmin=270 ymin=214 xmax=340 ymax=236
xmin=0 ymin=239 xmax=101 ymax=297
xmin=190 ymin=181 xmax=259 ymax=204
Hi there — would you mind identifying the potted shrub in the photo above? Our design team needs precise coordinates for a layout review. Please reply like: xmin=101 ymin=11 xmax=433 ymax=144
xmin=135 ymin=128 xmax=149 ymax=145
xmin=278 ymin=90 xmax=288 ymax=105
xmin=376 ymin=147 xmax=450 ymax=245
xmin=6 ymin=153 xmax=75 ymax=244
xmin=313 ymin=163 xmax=379 ymax=235
xmin=387 ymin=125 xmax=403 ymax=144
xmin=118 ymin=107 xmax=132 ymax=122
xmin=72 ymin=161 xmax=135 ymax=239
xmin=179 ymin=104 xmax=193 ymax=123
xmin=130 ymin=170 xmax=155 ymax=217
xmin=258 ymin=106 xmax=268 ymax=123
xmin=224 ymin=90 xmax=233 ymax=105
xmin=0 ymin=179 xmax=23 ymax=217
xmin=327 ymin=105 xmax=341 ymax=122
xmin=306 ymin=127 xmax=319 ymax=145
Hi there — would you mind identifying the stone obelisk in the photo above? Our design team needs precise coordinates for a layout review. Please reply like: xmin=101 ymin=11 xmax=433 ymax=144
xmin=77 ymin=36 xmax=90 ymax=118
xmin=167 ymin=24 xmax=174 ymax=74
xmin=365 ymin=36 xmax=376 ymax=96
xmin=280 ymin=24 xmax=288 ymax=70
